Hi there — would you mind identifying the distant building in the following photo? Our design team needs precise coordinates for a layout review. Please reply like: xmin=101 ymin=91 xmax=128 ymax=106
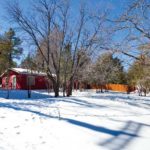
xmin=0 ymin=68 xmax=52 ymax=90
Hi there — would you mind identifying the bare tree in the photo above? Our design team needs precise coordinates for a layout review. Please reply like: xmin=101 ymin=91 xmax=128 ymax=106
xmin=6 ymin=0 xmax=110 ymax=97
xmin=110 ymin=0 xmax=150 ymax=95
xmin=6 ymin=0 xmax=70 ymax=97
xmin=109 ymin=0 xmax=150 ymax=64
xmin=65 ymin=5 xmax=111 ymax=96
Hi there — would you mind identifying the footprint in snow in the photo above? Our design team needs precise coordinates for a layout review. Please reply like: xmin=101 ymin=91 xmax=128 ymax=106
xmin=14 ymin=125 xmax=20 ymax=129
xmin=0 ymin=116 xmax=5 ymax=119
xmin=16 ymin=132 xmax=20 ymax=135
xmin=0 ymin=132 xmax=3 ymax=135
xmin=41 ymin=141 xmax=46 ymax=144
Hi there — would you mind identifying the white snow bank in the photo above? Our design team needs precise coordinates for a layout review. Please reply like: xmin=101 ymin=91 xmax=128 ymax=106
xmin=0 ymin=90 xmax=150 ymax=150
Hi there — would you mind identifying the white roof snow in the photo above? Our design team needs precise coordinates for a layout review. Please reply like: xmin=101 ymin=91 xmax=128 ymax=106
xmin=0 ymin=68 xmax=56 ymax=77
xmin=11 ymin=68 xmax=47 ymax=76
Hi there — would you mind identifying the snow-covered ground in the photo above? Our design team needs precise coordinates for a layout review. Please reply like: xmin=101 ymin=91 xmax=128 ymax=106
xmin=0 ymin=90 xmax=150 ymax=150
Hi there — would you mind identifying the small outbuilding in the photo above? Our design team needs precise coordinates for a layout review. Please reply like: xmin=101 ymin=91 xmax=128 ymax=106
xmin=0 ymin=68 xmax=52 ymax=90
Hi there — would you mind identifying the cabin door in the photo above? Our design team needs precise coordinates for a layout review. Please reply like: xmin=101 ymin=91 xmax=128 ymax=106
xmin=12 ymin=76 xmax=16 ymax=89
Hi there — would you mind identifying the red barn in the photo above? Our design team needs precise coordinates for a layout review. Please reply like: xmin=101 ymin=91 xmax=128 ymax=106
xmin=0 ymin=68 xmax=52 ymax=90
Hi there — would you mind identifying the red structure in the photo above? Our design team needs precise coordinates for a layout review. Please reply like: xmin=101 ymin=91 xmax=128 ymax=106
xmin=0 ymin=68 xmax=52 ymax=90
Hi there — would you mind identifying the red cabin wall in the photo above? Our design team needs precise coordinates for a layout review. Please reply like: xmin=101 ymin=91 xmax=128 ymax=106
xmin=17 ymin=74 xmax=49 ymax=90
xmin=1 ymin=71 xmax=19 ymax=89
xmin=34 ymin=76 xmax=48 ymax=89
xmin=16 ymin=74 xmax=27 ymax=90
xmin=1 ymin=70 xmax=50 ymax=90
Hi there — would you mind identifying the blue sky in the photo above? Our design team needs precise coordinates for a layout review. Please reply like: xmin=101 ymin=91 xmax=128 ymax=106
xmin=0 ymin=0 xmax=131 ymax=35
xmin=0 ymin=0 xmax=129 ymax=31
xmin=0 ymin=0 xmax=132 ymax=67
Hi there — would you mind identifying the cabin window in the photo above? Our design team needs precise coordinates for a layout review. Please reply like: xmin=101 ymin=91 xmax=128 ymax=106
xmin=5 ymin=77 xmax=8 ymax=87
xmin=27 ymin=76 xmax=35 ymax=86
xmin=12 ymin=76 xmax=16 ymax=89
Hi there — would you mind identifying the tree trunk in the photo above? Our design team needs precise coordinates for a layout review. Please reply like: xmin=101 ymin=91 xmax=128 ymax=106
xmin=54 ymin=85 xmax=59 ymax=97
xmin=27 ymin=78 xmax=31 ymax=98
xmin=6 ymin=74 xmax=10 ymax=99
xmin=67 ymin=77 xmax=74 ymax=97
xmin=53 ymin=80 xmax=59 ymax=97
xmin=100 ymin=85 xmax=103 ymax=93
xmin=67 ymin=85 xmax=72 ymax=96
xmin=47 ymin=70 xmax=60 ymax=97
xmin=6 ymin=52 xmax=12 ymax=99
xmin=62 ymin=70 xmax=67 ymax=97
xmin=28 ymin=88 xmax=31 ymax=98
xmin=63 ymin=82 xmax=66 ymax=97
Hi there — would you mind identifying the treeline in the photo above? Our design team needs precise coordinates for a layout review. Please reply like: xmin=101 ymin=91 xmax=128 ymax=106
xmin=0 ymin=0 xmax=150 ymax=96
xmin=20 ymin=49 xmax=150 ymax=95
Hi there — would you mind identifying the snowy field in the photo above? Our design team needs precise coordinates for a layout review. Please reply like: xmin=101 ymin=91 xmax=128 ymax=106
xmin=0 ymin=90 xmax=150 ymax=150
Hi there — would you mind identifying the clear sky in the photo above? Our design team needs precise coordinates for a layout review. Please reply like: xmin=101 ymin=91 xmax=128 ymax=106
xmin=0 ymin=0 xmax=130 ymax=31
xmin=0 ymin=0 xmax=132 ymax=67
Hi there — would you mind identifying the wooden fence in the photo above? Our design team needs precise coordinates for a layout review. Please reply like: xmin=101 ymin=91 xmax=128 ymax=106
xmin=90 ymin=84 xmax=135 ymax=92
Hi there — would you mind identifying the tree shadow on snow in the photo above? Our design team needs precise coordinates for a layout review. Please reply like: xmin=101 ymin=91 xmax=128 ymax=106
xmin=99 ymin=121 xmax=149 ymax=150
xmin=0 ymin=91 xmax=107 ymax=109
xmin=91 ymin=92 xmax=150 ymax=110
xmin=0 ymin=100 xmax=150 ymax=150
xmin=58 ymin=97 xmax=107 ymax=109
xmin=0 ymin=90 xmax=52 ymax=100
xmin=91 ymin=91 xmax=150 ymax=101
xmin=65 ymin=119 xmax=150 ymax=150
xmin=0 ymin=101 xmax=57 ymax=119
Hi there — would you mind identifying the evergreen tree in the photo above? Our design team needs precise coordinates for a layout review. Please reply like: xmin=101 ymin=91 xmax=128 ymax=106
xmin=0 ymin=28 xmax=22 ymax=98
xmin=127 ymin=61 xmax=144 ymax=86
xmin=94 ymin=53 xmax=126 ymax=86
xmin=0 ymin=28 xmax=22 ymax=75
xmin=4 ymin=28 xmax=22 ymax=66
xmin=0 ymin=39 xmax=10 ymax=74
xmin=127 ymin=57 xmax=150 ymax=94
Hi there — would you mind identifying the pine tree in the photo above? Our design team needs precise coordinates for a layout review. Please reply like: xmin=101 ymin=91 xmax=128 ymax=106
xmin=0 ymin=28 xmax=22 ymax=98
xmin=4 ymin=28 xmax=22 ymax=66
xmin=94 ymin=53 xmax=126 ymax=86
